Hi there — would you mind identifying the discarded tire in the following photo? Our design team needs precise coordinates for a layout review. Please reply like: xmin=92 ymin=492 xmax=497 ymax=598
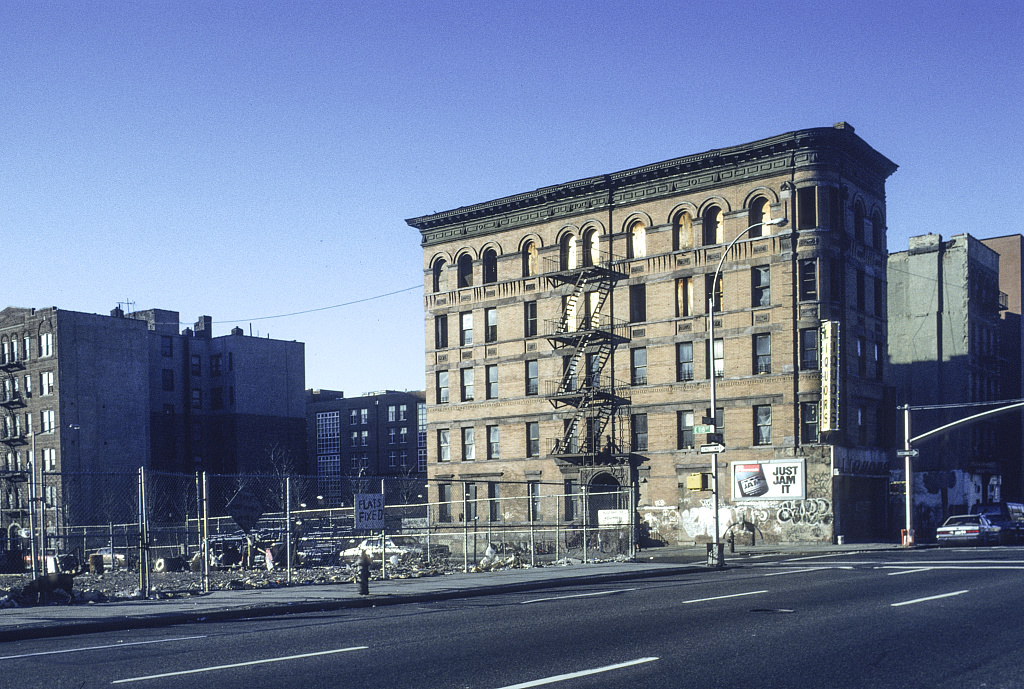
xmin=153 ymin=556 xmax=186 ymax=573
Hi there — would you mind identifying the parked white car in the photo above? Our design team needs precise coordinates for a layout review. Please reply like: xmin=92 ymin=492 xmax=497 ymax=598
xmin=340 ymin=536 xmax=424 ymax=560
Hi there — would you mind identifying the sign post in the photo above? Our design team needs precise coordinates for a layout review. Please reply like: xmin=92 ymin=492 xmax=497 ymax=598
xmin=354 ymin=493 xmax=385 ymax=578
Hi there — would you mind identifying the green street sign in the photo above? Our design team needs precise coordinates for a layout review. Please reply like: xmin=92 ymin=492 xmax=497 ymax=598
xmin=694 ymin=424 xmax=716 ymax=435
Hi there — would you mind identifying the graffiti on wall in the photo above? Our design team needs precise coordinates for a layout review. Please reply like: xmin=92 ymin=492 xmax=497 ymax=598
xmin=776 ymin=499 xmax=831 ymax=525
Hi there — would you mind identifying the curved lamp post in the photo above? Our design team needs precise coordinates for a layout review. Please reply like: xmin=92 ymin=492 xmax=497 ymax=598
xmin=707 ymin=216 xmax=788 ymax=566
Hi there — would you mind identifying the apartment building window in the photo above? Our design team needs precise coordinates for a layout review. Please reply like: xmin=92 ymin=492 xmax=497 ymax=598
xmin=360 ymin=408 xmax=369 ymax=424
xmin=191 ymin=388 xmax=202 ymax=409
xmin=707 ymin=338 xmax=724 ymax=378
xmin=526 ymin=421 xmax=540 ymax=457
xmin=676 ymin=277 xmax=693 ymax=317
xmin=586 ymin=353 xmax=600 ymax=388
xmin=800 ymin=328 xmax=819 ymax=370
xmin=43 ymin=447 xmax=57 ymax=472
xmin=524 ymin=301 xmax=537 ymax=337
xmin=460 ymin=312 xmax=473 ymax=346
xmin=400 ymin=426 xmax=408 ymax=444
xmin=350 ymin=431 xmax=358 ymax=447
xmin=457 ymin=254 xmax=473 ymax=288
xmin=799 ymin=259 xmax=818 ymax=301
xmin=627 ymin=222 xmax=647 ymax=259
xmin=874 ymin=342 xmax=883 ymax=379
xmin=702 ymin=205 xmax=723 ymax=245
xmin=705 ymin=274 xmax=723 ymax=312
xmin=388 ymin=405 xmax=396 ymax=422
xmin=399 ymin=404 xmax=407 ymax=421
xmin=754 ymin=334 xmax=771 ymax=374
xmin=432 ymin=259 xmax=447 ymax=292
xmin=752 ymin=266 xmax=770 ymax=307
xmin=796 ymin=187 xmax=817 ymax=230
xmin=160 ymin=335 xmax=172 ymax=358
xmin=438 ymin=483 xmax=452 ymax=522
xmin=487 ymin=425 xmax=499 ymax=459
xmin=673 ymin=212 xmax=692 ymax=251
xmin=436 ymin=371 xmax=450 ymax=404
xmin=360 ymin=430 xmax=369 ymax=446
xmin=677 ymin=410 xmax=694 ymax=449
xmin=754 ymin=405 xmax=772 ymax=445
xmin=460 ymin=368 xmax=474 ymax=401
xmin=525 ymin=360 xmax=539 ymax=395
xmin=482 ymin=249 xmax=498 ymax=284
xmin=629 ymin=283 xmax=646 ymax=323
xmin=23 ymin=334 xmax=31 ymax=360
xmin=528 ymin=481 xmax=541 ymax=522
xmin=190 ymin=354 xmax=201 ymax=376
xmin=388 ymin=451 xmax=397 ymax=468
xmin=350 ymin=409 xmax=358 ymax=425
xmin=485 ymin=307 xmax=497 ymax=343
xmin=801 ymin=402 xmax=819 ymax=444
xmin=676 ymin=342 xmax=694 ymax=382
xmin=631 ymin=347 xmax=647 ymax=386
xmin=417 ymin=448 xmax=427 ymax=472
xmin=435 ymin=315 xmax=448 ymax=349
xmin=23 ymin=374 xmax=30 ymax=397
xmin=462 ymin=427 xmax=475 ymax=461
xmin=522 ymin=241 xmax=539 ymax=277
xmin=857 ymin=337 xmax=867 ymax=376
xmin=464 ymin=482 xmax=478 ymax=521
xmin=748 ymin=197 xmax=771 ymax=235
xmin=631 ymin=413 xmax=648 ymax=452
xmin=486 ymin=364 xmax=498 ymax=399
xmin=564 ymin=479 xmax=580 ymax=521
xmin=488 ymin=482 xmax=501 ymax=522
xmin=315 ymin=412 xmax=341 ymax=453
xmin=41 ymin=409 xmax=55 ymax=433
xmin=438 ymin=429 xmax=451 ymax=462
xmin=210 ymin=388 xmax=224 ymax=410
xmin=210 ymin=354 xmax=222 ymax=376
xmin=161 ymin=369 xmax=174 ymax=392
xmin=388 ymin=428 xmax=396 ymax=445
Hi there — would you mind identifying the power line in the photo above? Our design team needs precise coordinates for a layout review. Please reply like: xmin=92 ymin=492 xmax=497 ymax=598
xmin=209 ymin=284 xmax=423 ymax=324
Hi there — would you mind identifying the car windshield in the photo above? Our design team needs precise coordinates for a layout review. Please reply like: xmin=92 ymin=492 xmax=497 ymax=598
xmin=943 ymin=516 xmax=979 ymax=526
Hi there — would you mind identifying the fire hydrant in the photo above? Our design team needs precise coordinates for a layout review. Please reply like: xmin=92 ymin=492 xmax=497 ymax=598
xmin=357 ymin=550 xmax=370 ymax=595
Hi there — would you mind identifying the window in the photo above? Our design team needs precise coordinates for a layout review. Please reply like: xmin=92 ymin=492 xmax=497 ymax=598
xmin=754 ymin=334 xmax=771 ymax=374
xmin=191 ymin=388 xmax=202 ymax=409
xmin=801 ymin=402 xmax=819 ymax=444
xmin=707 ymin=338 xmax=724 ymax=378
xmin=461 ymin=368 xmax=474 ymax=401
xmin=435 ymin=315 xmax=448 ymax=349
xmin=872 ymin=211 xmax=885 ymax=250
xmin=488 ymin=482 xmax=501 ymax=522
xmin=629 ymin=284 xmax=646 ymax=323
xmin=40 ymin=371 xmax=54 ymax=395
xmin=705 ymin=274 xmax=722 ymax=312
xmin=748 ymin=197 xmax=771 ymax=235
xmin=462 ymin=427 xmax=475 ymax=461
xmin=460 ymin=312 xmax=473 ymax=346
xmin=438 ymin=429 xmax=451 ymax=462
xmin=522 ymin=241 xmax=539 ymax=277
xmin=486 ymin=364 xmax=498 ymax=399
xmin=360 ymin=408 xmax=369 ymax=424
xmin=162 ymin=369 xmax=174 ymax=391
xmin=799 ymin=328 xmax=819 ymax=370
xmin=702 ymin=205 xmax=723 ymax=245
xmin=752 ymin=266 xmax=770 ymax=307
xmin=457 ymin=254 xmax=473 ymax=288
xmin=23 ymin=334 xmax=31 ymax=360
xmin=856 ymin=270 xmax=866 ymax=312
xmin=465 ymin=483 xmax=478 ymax=521
xmin=582 ymin=228 xmax=601 ymax=266
xmin=360 ymin=430 xmax=369 ymax=446
xmin=41 ymin=409 xmax=55 ymax=433
xmin=564 ymin=479 xmax=580 ymax=521
xmin=631 ymin=413 xmax=648 ymax=451
xmin=316 ymin=411 xmax=341 ymax=454
xmin=486 ymin=424 xmax=500 ymax=459
xmin=627 ymin=221 xmax=646 ymax=259
xmin=874 ymin=277 xmax=884 ymax=316
xmin=350 ymin=431 xmax=358 ymax=447
xmin=796 ymin=187 xmax=816 ymax=229
xmin=432 ymin=259 xmax=447 ymax=292
xmin=528 ymin=481 xmax=541 ymax=521
xmin=526 ymin=421 xmax=540 ymax=457
xmin=677 ymin=411 xmax=694 ymax=449
xmin=400 ymin=426 xmax=408 ymax=444
xmin=388 ymin=428 xmax=396 ymax=444
xmin=673 ymin=212 xmax=692 ymax=251
xmin=388 ymin=451 xmax=397 ymax=468
xmin=438 ymin=484 xmax=452 ymax=522
xmin=631 ymin=348 xmax=647 ymax=386
xmin=388 ymin=405 xmax=396 ymax=422
xmin=560 ymin=234 xmax=578 ymax=270
xmin=210 ymin=354 xmax=222 ymax=376
xmin=482 ymin=249 xmax=498 ymax=284
xmin=436 ymin=371 xmax=449 ymax=404
xmin=854 ymin=201 xmax=866 ymax=243
xmin=160 ymin=335 xmax=172 ymax=358
xmin=676 ymin=342 xmax=694 ymax=382
xmin=399 ymin=404 xmax=407 ymax=421
xmin=524 ymin=301 xmax=537 ymax=337
xmin=350 ymin=409 xmax=358 ymax=425
xmin=830 ymin=262 xmax=843 ymax=304
xmin=210 ymin=387 xmax=224 ymax=410
xmin=485 ymin=307 xmax=497 ymax=343
xmin=525 ymin=360 xmax=538 ymax=395
xmin=799 ymin=259 xmax=818 ymax=301
xmin=190 ymin=354 xmax=201 ymax=376
xmin=676 ymin=277 xmax=692 ymax=317
xmin=754 ymin=405 xmax=772 ymax=445
xmin=42 ymin=447 xmax=56 ymax=472
xmin=874 ymin=342 xmax=883 ymax=379
xmin=857 ymin=337 xmax=867 ymax=376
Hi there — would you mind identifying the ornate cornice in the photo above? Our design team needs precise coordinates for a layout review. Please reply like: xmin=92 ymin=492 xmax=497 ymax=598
xmin=408 ymin=124 xmax=898 ymax=246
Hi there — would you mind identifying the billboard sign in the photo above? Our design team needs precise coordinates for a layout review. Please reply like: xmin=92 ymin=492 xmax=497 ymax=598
xmin=731 ymin=460 xmax=805 ymax=501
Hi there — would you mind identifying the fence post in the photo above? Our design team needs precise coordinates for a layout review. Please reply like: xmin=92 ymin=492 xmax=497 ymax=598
xmin=138 ymin=467 xmax=149 ymax=598
xmin=554 ymin=493 xmax=560 ymax=563
xmin=201 ymin=472 xmax=209 ymax=594
xmin=628 ymin=486 xmax=636 ymax=559
xmin=285 ymin=476 xmax=292 ymax=584
xmin=463 ymin=482 xmax=469 ymax=573
xmin=582 ymin=485 xmax=589 ymax=563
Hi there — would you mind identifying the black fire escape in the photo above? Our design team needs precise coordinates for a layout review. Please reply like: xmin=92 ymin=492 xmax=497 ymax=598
xmin=543 ymin=252 xmax=631 ymax=465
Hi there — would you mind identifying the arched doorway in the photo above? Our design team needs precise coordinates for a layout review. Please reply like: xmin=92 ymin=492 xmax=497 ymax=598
xmin=587 ymin=472 xmax=623 ymax=523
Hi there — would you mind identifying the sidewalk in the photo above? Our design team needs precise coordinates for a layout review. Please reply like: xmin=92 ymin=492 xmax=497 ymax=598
xmin=0 ymin=543 xmax=900 ymax=642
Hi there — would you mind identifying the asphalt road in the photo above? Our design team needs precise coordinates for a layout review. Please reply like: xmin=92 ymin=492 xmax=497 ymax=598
xmin=3 ymin=547 xmax=1023 ymax=689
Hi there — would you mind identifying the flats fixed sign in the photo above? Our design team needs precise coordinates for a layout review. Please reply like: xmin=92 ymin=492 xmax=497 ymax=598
xmin=354 ymin=493 xmax=385 ymax=530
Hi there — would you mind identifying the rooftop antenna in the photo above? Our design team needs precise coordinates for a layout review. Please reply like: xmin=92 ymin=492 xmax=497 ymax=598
xmin=117 ymin=299 xmax=136 ymax=315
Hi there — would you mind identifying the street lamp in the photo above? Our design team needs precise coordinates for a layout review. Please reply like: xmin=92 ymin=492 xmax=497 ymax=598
xmin=707 ymin=216 xmax=787 ymax=567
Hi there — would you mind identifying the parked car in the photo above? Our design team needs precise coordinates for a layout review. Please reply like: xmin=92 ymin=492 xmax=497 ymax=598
xmin=340 ymin=536 xmax=427 ymax=561
xmin=91 ymin=547 xmax=127 ymax=569
xmin=970 ymin=503 xmax=1024 ymax=544
xmin=936 ymin=514 xmax=1001 ymax=546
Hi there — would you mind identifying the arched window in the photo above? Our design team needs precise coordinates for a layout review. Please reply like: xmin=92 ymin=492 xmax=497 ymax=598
xmin=522 ymin=241 xmax=539 ymax=277
xmin=560 ymin=234 xmax=578 ymax=270
xmin=702 ymin=206 xmax=723 ymax=246
xmin=582 ymin=229 xmax=600 ymax=267
xmin=748 ymin=197 xmax=771 ymax=237
xmin=482 ymin=249 xmax=498 ymax=284
xmin=854 ymin=201 xmax=866 ymax=244
xmin=432 ymin=259 xmax=447 ymax=293
xmin=457 ymin=254 xmax=473 ymax=288
xmin=627 ymin=222 xmax=646 ymax=259
xmin=673 ymin=212 xmax=692 ymax=251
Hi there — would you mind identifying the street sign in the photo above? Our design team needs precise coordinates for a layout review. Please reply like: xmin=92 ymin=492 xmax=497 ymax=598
xmin=226 ymin=486 xmax=266 ymax=534
xmin=354 ymin=493 xmax=385 ymax=530
xmin=694 ymin=424 xmax=716 ymax=435
xmin=896 ymin=449 xmax=919 ymax=457
xmin=699 ymin=443 xmax=726 ymax=454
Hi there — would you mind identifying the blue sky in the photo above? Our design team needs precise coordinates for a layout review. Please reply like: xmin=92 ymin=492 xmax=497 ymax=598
xmin=2 ymin=1 xmax=1022 ymax=395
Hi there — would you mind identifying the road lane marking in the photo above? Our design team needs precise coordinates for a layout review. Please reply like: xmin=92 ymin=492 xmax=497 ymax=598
xmin=496 ymin=657 xmax=659 ymax=688
xmin=521 ymin=588 xmax=636 ymax=604
xmin=887 ymin=567 xmax=932 ymax=576
xmin=891 ymin=590 xmax=969 ymax=607
xmin=110 ymin=646 xmax=369 ymax=684
xmin=682 ymin=590 xmax=767 ymax=604
xmin=0 ymin=636 xmax=207 ymax=661
xmin=763 ymin=567 xmax=831 ymax=577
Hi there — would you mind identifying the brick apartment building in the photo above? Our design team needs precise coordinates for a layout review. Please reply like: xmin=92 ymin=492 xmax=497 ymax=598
xmin=408 ymin=123 xmax=898 ymax=545
xmin=0 ymin=305 xmax=305 ymax=536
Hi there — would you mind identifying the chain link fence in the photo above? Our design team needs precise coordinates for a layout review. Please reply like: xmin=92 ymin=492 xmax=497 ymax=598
xmin=2 ymin=470 xmax=635 ymax=588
